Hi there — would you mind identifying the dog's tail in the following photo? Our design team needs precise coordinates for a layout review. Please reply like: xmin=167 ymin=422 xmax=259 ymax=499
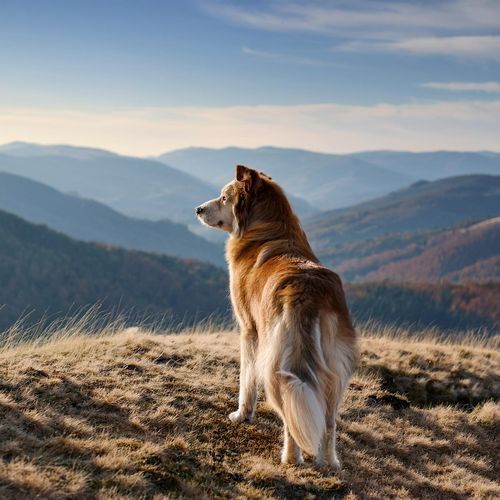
xmin=277 ymin=370 xmax=325 ymax=455
xmin=261 ymin=315 xmax=329 ymax=456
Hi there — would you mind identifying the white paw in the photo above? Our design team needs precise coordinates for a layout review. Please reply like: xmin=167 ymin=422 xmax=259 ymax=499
xmin=328 ymin=457 xmax=342 ymax=471
xmin=315 ymin=455 xmax=341 ymax=470
xmin=281 ymin=452 xmax=304 ymax=465
xmin=228 ymin=410 xmax=253 ymax=423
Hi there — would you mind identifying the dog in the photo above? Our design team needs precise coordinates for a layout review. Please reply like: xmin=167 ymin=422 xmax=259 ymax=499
xmin=196 ymin=165 xmax=358 ymax=468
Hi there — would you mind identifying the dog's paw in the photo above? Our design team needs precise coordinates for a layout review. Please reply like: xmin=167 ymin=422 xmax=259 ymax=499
xmin=281 ymin=452 xmax=304 ymax=465
xmin=329 ymin=458 xmax=341 ymax=471
xmin=314 ymin=455 xmax=341 ymax=471
xmin=228 ymin=410 xmax=253 ymax=424
xmin=319 ymin=458 xmax=341 ymax=471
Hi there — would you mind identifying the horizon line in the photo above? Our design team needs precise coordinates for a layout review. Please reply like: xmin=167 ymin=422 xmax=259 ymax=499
xmin=2 ymin=140 xmax=500 ymax=159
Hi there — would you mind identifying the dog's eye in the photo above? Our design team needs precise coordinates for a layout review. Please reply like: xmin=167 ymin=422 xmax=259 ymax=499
xmin=221 ymin=196 xmax=227 ymax=203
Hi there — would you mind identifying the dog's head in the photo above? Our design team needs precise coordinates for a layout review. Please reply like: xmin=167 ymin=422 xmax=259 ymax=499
xmin=195 ymin=165 xmax=278 ymax=237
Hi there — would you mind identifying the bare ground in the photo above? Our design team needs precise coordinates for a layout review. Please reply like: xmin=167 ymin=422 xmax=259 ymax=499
xmin=0 ymin=328 xmax=498 ymax=499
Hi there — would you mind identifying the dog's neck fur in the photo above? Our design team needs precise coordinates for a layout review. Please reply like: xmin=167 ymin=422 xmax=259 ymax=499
xmin=225 ymin=182 xmax=318 ymax=269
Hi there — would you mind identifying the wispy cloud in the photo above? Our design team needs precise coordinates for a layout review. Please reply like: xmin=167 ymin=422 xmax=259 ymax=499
xmin=420 ymin=81 xmax=500 ymax=93
xmin=203 ymin=0 xmax=500 ymax=35
xmin=338 ymin=35 xmax=500 ymax=60
xmin=2 ymin=100 xmax=499 ymax=156
xmin=241 ymin=46 xmax=328 ymax=66
xmin=203 ymin=1 xmax=500 ymax=59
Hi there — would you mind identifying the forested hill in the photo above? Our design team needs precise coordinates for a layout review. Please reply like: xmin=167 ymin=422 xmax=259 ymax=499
xmin=0 ymin=210 xmax=230 ymax=331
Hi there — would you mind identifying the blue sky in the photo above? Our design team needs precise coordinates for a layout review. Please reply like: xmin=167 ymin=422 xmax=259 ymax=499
xmin=1 ymin=0 xmax=499 ymax=154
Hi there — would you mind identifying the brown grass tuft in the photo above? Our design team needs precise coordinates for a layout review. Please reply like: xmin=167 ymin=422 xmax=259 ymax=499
xmin=0 ymin=326 xmax=498 ymax=498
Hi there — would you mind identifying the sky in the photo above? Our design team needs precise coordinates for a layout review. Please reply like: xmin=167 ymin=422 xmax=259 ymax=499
xmin=1 ymin=0 xmax=500 ymax=155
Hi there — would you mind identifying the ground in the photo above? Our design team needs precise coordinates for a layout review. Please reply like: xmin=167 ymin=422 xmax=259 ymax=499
xmin=0 ymin=326 xmax=498 ymax=499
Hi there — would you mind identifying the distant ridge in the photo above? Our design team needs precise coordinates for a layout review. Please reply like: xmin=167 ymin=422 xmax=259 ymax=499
xmin=157 ymin=145 xmax=413 ymax=210
xmin=352 ymin=150 xmax=500 ymax=179
xmin=0 ymin=141 xmax=116 ymax=160
xmin=158 ymin=146 xmax=500 ymax=211
xmin=0 ymin=144 xmax=215 ymax=223
xmin=4 ymin=142 xmax=500 ymax=221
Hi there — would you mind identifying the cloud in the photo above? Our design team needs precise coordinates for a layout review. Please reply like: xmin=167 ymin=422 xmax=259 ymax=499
xmin=241 ymin=46 xmax=328 ymax=66
xmin=1 ymin=100 xmax=499 ymax=156
xmin=420 ymin=81 xmax=500 ymax=93
xmin=203 ymin=0 xmax=500 ymax=36
xmin=203 ymin=1 xmax=500 ymax=59
xmin=338 ymin=35 xmax=500 ymax=60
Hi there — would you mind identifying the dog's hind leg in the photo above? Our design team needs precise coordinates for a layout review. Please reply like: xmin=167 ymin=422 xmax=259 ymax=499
xmin=315 ymin=408 xmax=341 ymax=469
xmin=315 ymin=316 xmax=357 ymax=470
xmin=281 ymin=422 xmax=304 ymax=464
xmin=229 ymin=328 xmax=258 ymax=423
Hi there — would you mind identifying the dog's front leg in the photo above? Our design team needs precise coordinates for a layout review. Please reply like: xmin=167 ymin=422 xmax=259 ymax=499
xmin=229 ymin=329 xmax=258 ymax=423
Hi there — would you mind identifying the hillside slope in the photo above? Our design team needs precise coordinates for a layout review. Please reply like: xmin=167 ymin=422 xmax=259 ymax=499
xmin=318 ymin=218 xmax=500 ymax=283
xmin=0 ymin=328 xmax=498 ymax=498
xmin=0 ymin=210 xmax=229 ymax=330
xmin=306 ymin=175 xmax=500 ymax=247
xmin=0 ymin=172 xmax=224 ymax=267
xmin=359 ymin=219 xmax=500 ymax=283
xmin=0 ymin=145 xmax=214 ymax=223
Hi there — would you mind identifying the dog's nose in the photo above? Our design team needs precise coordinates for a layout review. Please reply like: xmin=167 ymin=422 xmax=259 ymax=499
xmin=196 ymin=206 xmax=204 ymax=215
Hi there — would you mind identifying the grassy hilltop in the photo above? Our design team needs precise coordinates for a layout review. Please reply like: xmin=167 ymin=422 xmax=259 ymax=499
xmin=0 ymin=324 xmax=498 ymax=499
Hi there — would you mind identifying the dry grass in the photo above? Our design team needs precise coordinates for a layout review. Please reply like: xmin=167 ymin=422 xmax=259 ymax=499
xmin=0 ymin=325 xmax=498 ymax=499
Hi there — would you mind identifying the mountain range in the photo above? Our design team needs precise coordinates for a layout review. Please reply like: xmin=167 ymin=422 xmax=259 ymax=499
xmin=3 ymin=142 xmax=500 ymax=222
xmin=1 ymin=141 xmax=499 ymax=307
xmin=0 ymin=142 xmax=314 ymax=222
xmin=158 ymin=146 xmax=500 ymax=211
xmin=0 ymin=171 xmax=224 ymax=267
xmin=158 ymin=146 xmax=413 ymax=211
xmin=0 ymin=142 xmax=214 ymax=224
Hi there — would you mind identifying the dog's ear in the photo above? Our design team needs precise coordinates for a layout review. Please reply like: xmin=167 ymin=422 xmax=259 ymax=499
xmin=236 ymin=165 xmax=259 ymax=193
xmin=232 ymin=194 xmax=248 ymax=238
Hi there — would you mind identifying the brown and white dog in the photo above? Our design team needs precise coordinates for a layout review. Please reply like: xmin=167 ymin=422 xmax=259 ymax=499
xmin=196 ymin=165 xmax=358 ymax=468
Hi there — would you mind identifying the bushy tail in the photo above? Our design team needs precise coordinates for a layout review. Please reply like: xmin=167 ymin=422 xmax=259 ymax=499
xmin=277 ymin=370 xmax=326 ymax=456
